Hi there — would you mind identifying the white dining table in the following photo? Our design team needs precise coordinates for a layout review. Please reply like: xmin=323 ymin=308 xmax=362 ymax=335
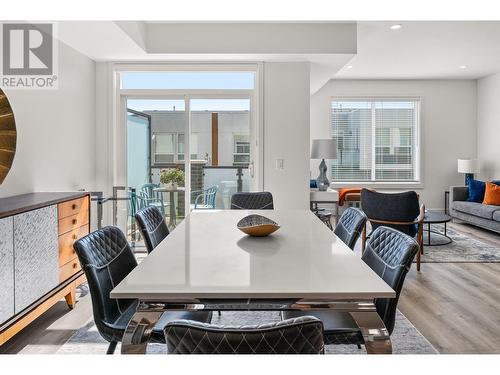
xmin=111 ymin=209 xmax=395 ymax=354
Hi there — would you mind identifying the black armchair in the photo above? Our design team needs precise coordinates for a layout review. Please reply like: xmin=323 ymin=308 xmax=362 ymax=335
xmin=360 ymin=189 xmax=425 ymax=270
xmin=231 ymin=192 xmax=274 ymax=210
xmin=334 ymin=207 xmax=367 ymax=250
xmin=283 ymin=226 xmax=419 ymax=348
xmin=135 ymin=206 xmax=170 ymax=253
xmin=73 ymin=226 xmax=212 ymax=354
xmin=164 ymin=316 xmax=324 ymax=354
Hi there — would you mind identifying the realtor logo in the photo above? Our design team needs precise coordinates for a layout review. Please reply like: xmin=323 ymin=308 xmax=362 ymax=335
xmin=1 ymin=23 xmax=58 ymax=89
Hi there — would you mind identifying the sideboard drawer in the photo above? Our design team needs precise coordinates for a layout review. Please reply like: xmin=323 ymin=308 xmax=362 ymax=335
xmin=59 ymin=259 xmax=82 ymax=283
xmin=58 ymin=196 xmax=89 ymax=220
xmin=59 ymin=224 xmax=89 ymax=267
xmin=58 ymin=210 xmax=89 ymax=235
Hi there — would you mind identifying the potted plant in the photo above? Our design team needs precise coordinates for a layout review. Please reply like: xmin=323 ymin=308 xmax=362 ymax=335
xmin=160 ymin=168 xmax=185 ymax=189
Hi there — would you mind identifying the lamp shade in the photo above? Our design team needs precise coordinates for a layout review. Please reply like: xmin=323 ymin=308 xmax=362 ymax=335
xmin=457 ymin=159 xmax=479 ymax=174
xmin=311 ymin=139 xmax=337 ymax=159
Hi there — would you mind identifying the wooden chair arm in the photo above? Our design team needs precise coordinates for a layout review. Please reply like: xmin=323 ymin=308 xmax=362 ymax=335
xmin=416 ymin=204 xmax=426 ymax=224
xmin=368 ymin=204 xmax=426 ymax=226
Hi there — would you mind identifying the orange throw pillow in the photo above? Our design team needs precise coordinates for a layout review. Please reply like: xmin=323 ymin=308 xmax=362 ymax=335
xmin=482 ymin=181 xmax=500 ymax=206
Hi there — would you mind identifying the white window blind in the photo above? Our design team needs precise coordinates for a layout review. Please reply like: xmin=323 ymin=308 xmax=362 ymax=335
xmin=330 ymin=99 xmax=419 ymax=182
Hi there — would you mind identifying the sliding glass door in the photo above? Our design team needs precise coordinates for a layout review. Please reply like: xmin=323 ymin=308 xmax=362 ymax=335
xmin=117 ymin=67 xmax=261 ymax=245
xmin=189 ymin=98 xmax=252 ymax=210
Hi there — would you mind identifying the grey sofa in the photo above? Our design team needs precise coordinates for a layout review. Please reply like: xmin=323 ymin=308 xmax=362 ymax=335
xmin=449 ymin=186 xmax=500 ymax=233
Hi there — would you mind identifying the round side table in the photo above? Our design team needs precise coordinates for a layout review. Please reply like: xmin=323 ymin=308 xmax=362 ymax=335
xmin=423 ymin=211 xmax=452 ymax=246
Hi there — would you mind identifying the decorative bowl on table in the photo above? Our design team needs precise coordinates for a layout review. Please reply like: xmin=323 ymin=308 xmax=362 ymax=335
xmin=237 ymin=214 xmax=280 ymax=237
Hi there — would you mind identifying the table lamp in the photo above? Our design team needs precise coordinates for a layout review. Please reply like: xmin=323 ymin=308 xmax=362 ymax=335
xmin=457 ymin=159 xmax=479 ymax=185
xmin=311 ymin=139 xmax=337 ymax=191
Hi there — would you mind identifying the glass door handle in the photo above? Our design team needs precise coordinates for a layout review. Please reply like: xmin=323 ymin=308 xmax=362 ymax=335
xmin=249 ymin=161 xmax=254 ymax=178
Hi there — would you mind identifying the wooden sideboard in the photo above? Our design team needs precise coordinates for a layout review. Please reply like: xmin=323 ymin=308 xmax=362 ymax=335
xmin=0 ymin=192 xmax=90 ymax=345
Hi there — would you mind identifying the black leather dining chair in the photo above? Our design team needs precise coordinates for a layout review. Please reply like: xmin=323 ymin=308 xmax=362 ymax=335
xmin=135 ymin=206 xmax=170 ymax=253
xmin=360 ymin=188 xmax=425 ymax=270
xmin=282 ymin=226 xmax=419 ymax=348
xmin=334 ymin=207 xmax=367 ymax=250
xmin=230 ymin=192 xmax=274 ymax=210
xmin=73 ymin=226 xmax=212 ymax=354
xmin=164 ymin=316 xmax=324 ymax=354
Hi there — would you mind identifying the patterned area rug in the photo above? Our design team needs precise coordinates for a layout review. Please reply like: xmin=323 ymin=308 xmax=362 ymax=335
xmin=419 ymin=225 xmax=500 ymax=263
xmin=56 ymin=309 xmax=437 ymax=354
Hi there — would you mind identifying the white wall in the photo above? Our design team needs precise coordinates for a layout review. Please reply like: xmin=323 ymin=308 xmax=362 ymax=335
xmin=311 ymin=79 xmax=477 ymax=210
xmin=264 ymin=62 xmax=310 ymax=209
xmin=477 ymin=72 xmax=500 ymax=180
xmin=0 ymin=42 xmax=96 ymax=198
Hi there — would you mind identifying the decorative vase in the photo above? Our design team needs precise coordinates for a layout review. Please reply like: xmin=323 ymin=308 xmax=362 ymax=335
xmin=165 ymin=182 xmax=178 ymax=190
xmin=316 ymin=158 xmax=330 ymax=191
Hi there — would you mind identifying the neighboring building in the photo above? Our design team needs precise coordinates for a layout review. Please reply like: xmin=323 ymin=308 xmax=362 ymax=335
xmin=146 ymin=110 xmax=250 ymax=168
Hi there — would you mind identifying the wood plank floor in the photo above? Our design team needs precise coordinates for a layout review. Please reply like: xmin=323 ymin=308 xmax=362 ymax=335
xmin=398 ymin=221 xmax=500 ymax=354
xmin=1 ymin=220 xmax=500 ymax=354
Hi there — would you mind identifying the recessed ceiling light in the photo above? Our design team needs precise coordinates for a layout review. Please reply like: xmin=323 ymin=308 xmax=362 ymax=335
xmin=346 ymin=65 xmax=353 ymax=69
xmin=390 ymin=24 xmax=402 ymax=30
xmin=459 ymin=65 xmax=467 ymax=69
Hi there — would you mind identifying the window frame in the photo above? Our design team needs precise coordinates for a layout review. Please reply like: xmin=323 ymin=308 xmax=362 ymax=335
xmin=113 ymin=63 xmax=264 ymax=218
xmin=328 ymin=96 xmax=422 ymax=188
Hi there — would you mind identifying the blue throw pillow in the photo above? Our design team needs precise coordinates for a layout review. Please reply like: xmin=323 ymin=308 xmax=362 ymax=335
xmin=467 ymin=179 xmax=486 ymax=202
xmin=492 ymin=180 xmax=500 ymax=186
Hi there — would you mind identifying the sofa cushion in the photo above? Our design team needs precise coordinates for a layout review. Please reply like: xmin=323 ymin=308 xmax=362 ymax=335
xmin=483 ymin=181 xmax=500 ymax=206
xmin=452 ymin=201 xmax=500 ymax=220
xmin=493 ymin=210 xmax=500 ymax=223
xmin=467 ymin=179 xmax=485 ymax=202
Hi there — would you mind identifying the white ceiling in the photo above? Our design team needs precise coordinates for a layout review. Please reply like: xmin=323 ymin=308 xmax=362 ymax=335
xmin=56 ymin=21 xmax=500 ymax=95
xmin=334 ymin=21 xmax=500 ymax=80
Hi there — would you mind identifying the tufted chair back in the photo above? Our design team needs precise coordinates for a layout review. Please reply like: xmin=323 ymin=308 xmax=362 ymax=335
xmin=362 ymin=226 xmax=419 ymax=334
xmin=334 ymin=207 xmax=367 ymax=250
xmin=230 ymin=192 xmax=274 ymax=210
xmin=164 ymin=316 xmax=324 ymax=354
xmin=135 ymin=206 xmax=169 ymax=253
xmin=73 ymin=226 xmax=137 ymax=342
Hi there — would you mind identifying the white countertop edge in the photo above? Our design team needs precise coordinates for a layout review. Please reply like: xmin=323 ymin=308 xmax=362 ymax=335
xmin=109 ymin=291 xmax=396 ymax=300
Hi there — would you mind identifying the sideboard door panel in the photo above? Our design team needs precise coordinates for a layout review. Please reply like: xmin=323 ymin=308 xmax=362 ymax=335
xmin=14 ymin=205 xmax=59 ymax=313
xmin=0 ymin=217 xmax=14 ymax=323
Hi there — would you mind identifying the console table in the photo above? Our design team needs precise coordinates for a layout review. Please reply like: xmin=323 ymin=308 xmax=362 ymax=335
xmin=0 ymin=192 xmax=90 ymax=345
xmin=310 ymin=189 xmax=339 ymax=216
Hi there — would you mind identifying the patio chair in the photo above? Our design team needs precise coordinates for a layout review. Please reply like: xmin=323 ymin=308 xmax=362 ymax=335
xmin=191 ymin=185 xmax=218 ymax=210
xmin=141 ymin=183 xmax=167 ymax=216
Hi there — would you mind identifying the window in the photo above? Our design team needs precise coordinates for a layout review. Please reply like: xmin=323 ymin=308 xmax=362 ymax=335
xmin=153 ymin=133 xmax=198 ymax=164
xmin=330 ymin=99 xmax=420 ymax=182
xmin=121 ymin=71 xmax=255 ymax=90
xmin=233 ymin=134 xmax=250 ymax=166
